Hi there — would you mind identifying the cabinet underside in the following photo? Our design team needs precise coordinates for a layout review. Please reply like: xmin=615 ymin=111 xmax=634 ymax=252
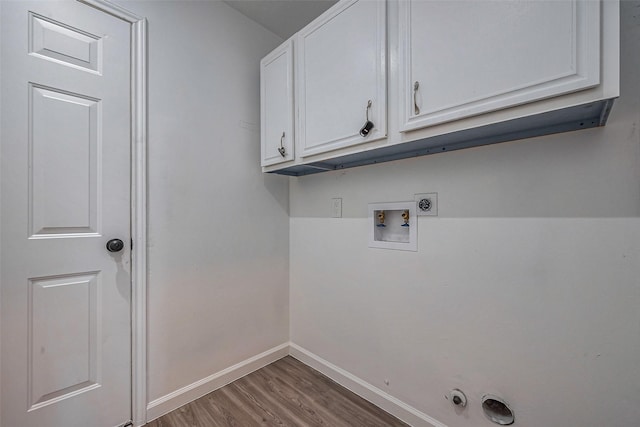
xmin=270 ymin=99 xmax=615 ymax=177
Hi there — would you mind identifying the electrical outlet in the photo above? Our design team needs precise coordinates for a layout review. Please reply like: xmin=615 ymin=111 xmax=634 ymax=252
xmin=415 ymin=193 xmax=438 ymax=216
xmin=331 ymin=198 xmax=342 ymax=218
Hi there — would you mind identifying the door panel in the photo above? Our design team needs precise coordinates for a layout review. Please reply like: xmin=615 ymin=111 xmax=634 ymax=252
xmin=29 ymin=84 xmax=101 ymax=237
xmin=28 ymin=272 xmax=100 ymax=410
xmin=1 ymin=1 xmax=132 ymax=426
xmin=29 ymin=12 xmax=103 ymax=73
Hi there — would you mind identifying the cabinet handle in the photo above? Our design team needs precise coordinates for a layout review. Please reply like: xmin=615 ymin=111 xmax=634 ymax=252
xmin=278 ymin=132 xmax=286 ymax=157
xmin=413 ymin=81 xmax=420 ymax=115
xmin=359 ymin=100 xmax=374 ymax=137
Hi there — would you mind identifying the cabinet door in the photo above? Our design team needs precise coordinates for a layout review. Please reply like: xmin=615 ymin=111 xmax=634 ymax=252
xmin=297 ymin=0 xmax=386 ymax=158
xmin=399 ymin=0 xmax=601 ymax=132
xmin=261 ymin=39 xmax=294 ymax=166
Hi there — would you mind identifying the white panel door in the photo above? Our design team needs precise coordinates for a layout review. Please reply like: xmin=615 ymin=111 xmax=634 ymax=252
xmin=297 ymin=0 xmax=386 ymax=157
xmin=261 ymin=39 xmax=295 ymax=167
xmin=1 ymin=1 xmax=132 ymax=426
xmin=399 ymin=0 xmax=601 ymax=131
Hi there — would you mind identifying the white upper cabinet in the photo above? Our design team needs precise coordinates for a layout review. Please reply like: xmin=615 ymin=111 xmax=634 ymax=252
xmin=297 ymin=0 xmax=386 ymax=157
xmin=260 ymin=0 xmax=618 ymax=176
xmin=261 ymin=39 xmax=295 ymax=166
xmin=398 ymin=0 xmax=601 ymax=132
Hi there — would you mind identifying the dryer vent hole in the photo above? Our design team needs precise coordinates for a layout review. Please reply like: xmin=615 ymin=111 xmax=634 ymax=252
xmin=482 ymin=395 xmax=514 ymax=425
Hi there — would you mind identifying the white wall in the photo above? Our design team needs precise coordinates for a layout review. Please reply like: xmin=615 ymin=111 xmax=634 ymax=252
xmin=118 ymin=0 xmax=289 ymax=408
xmin=290 ymin=2 xmax=640 ymax=427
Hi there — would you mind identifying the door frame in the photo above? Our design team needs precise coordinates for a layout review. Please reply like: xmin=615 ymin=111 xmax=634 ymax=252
xmin=0 ymin=0 xmax=146 ymax=424
xmin=76 ymin=1 xmax=148 ymax=425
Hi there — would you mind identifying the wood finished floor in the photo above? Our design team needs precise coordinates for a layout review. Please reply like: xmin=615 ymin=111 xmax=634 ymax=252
xmin=145 ymin=356 xmax=409 ymax=427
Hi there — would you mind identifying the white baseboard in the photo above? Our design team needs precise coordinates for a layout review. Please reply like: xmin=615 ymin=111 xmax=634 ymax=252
xmin=289 ymin=343 xmax=447 ymax=427
xmin=146 ymin=343 xmax=289 ymax=422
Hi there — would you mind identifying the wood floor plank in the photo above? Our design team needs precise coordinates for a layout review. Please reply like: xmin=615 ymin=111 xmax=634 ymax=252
xmin=270 ymin=358 xmax=404 ymax=427
xmin=145 ymin=356 xmax=409 ymax=427
xmin=233 ymin=375 xmax=313 ymax=426
xmin=247 ymin=366 xmax=336 ymax=426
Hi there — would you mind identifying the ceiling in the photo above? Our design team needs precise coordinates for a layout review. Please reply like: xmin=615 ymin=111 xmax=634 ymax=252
xmin=223 ymin=0 xmax=338 ymax=39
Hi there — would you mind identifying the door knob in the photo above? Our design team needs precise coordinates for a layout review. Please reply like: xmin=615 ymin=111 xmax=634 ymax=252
xmin=106 ymin=238 xmax=125 ymax=253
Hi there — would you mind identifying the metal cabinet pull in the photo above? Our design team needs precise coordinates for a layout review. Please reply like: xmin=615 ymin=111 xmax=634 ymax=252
xmin=413 ymin=81 xmax=420 ymax=115
xmin=359 ymin=100 xmax=374 ymax=137
xmin=278 ymin=132 xmax=286 ymax=157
